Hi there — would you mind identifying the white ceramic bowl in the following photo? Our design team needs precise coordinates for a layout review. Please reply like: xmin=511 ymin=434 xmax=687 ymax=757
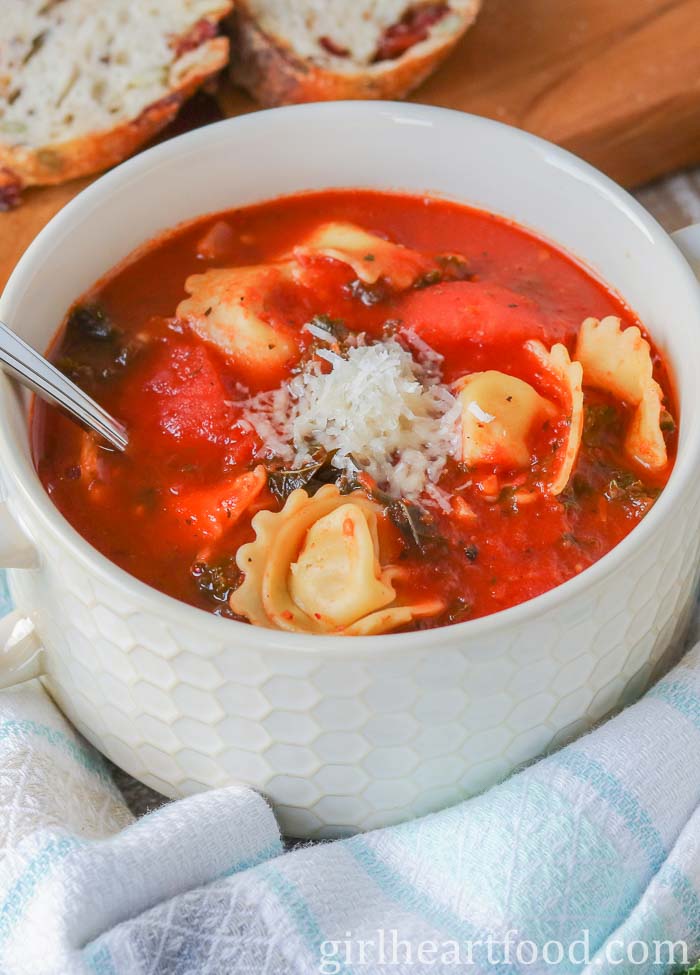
xmin=2 ymin=103 xmax=700 ymax=839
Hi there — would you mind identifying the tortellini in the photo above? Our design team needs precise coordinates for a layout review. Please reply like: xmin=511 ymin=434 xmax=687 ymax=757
xmin=574 ymin=316 xmax=668 ymax=470
xmin=176 ymin=263 xmax=299 ymax=374
xmin=290 ymin=504 xmax=396 ymax=628
xmin=526 ymin=340 xmax=584 ymax=495
xmin=292 ymin=221 xmax=431 ymax=290
xmin=454 ymin=343 xmax=583 ymax=496
xmin=454 ymin=370 xmax=556 ymax=470
xmin=177 ymin=222 xmax=432 ymax=376
xmin=231 ymin=484 xmax=443 ymax=635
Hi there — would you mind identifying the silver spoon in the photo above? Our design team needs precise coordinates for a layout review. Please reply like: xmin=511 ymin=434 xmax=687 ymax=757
xmin=0 ymin=320 xmax=129 ymax=451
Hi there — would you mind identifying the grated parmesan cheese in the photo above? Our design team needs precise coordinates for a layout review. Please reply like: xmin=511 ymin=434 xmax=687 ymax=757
xmin=467 ymin=401 xmax=495 ymax=423
xmin=302 ymin=322 xmax=335 ymax=343
xmin=400 ymin=326 xmax=445 ymax=382
xmin=241 ymin=335 xmax=461 ymax=502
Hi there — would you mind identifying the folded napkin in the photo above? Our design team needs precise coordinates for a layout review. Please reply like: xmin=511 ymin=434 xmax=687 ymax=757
xmin=1 ymin=598 xmax=700 ymax=973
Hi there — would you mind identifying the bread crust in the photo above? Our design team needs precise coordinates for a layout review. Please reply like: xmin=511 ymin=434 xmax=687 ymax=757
xmin=227 ymin=1 xmax=481 ymax=107
xmin=0 ymin=13 xmax=232 ymax=207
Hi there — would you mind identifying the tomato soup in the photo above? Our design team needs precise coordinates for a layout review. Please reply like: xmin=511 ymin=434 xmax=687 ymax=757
xmin=33 ymin=190 xmax=676 ymax=634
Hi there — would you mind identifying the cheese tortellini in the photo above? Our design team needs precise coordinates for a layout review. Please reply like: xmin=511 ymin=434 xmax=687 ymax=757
xmin=292 ymin=222 xmax=431 ymax=290
xmin=176 ymin=263 xmax=300 ymax=375
xmin=454 ymin=342 xmax=583 ymax=496
xmin=526 ymin=340 xmax=584 ymax=495
xmin=177 ymin=222 xmax=431 ymax=374
xmin=455 ymin=370 xmax=556 ymax=470
xmin=231 ymin=484 xmax=442 ymax=635
xmin=574 ymin=316 xmax=667 ymax=470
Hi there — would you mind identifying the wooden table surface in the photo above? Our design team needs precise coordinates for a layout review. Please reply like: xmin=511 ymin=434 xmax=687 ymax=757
xmin=4 ymin=0 xmax=700 ymax=293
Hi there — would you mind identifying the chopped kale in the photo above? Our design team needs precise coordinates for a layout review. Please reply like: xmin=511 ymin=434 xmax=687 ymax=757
xmin=344 ymin=278 xmax=388 ymax=306
xmin=572 ymin=473 xmax=593 ymax=496
xmin=660 ymin=408 xmax=676 ymax=433
xmin=435 ymin=253 xmax=473 ymax=281
xmin=267 ymin=448 xmax=447 ymax=555
xmin=442 ymin=596 xmax=473 ymax=625
xmin=414 ymin=595 xmax=472 ymax=629
xmin=415 ymin=254 xmax=473 ymax=289
xmin=497 ymin=485 xmax=519 ymax=513
xmin=111 ymin=337 xmax=144 ymax=370
xmin=266 ymin=447 xmax=341 ymax=501
xmin=66 ymin=302 xmax=115 ymax=342
xmin=582 ymin=403 xmax=622 ymax=447
xmin=561 ymin=532 xmax=583 ymax=548
xmin=191 ymin=557 xmax=242 ymax=604
xmin=605 ymin=471 xmax=660 ymax=506
xmin=387 ymin=498 xmax=446 ymax=554
xmin=413 ymin=269 xmax=442 ymax=289
xmin=559 ymin=474 xmax=593 ymax=510
xmin=307 ymin=313 xmax=349 ymax=341
xmin=56 ymin=356 xmax=95 ymax=385
xmin=57 ymin=301 xmax=145 ymax=391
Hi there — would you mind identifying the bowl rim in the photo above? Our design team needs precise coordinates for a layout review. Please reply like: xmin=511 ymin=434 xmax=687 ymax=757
xmin=2 ymin=100 xmax=700 ymax=656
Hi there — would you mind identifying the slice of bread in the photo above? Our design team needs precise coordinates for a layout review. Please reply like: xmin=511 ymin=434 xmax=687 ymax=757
xmin=227 ymin=1 xmax=481 ymax=106
xmin=0 ymin=0 xmax=233 ymax=207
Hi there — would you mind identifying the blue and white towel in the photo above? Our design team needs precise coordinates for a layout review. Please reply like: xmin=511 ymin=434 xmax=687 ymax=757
xmin=1 ymin=573 xmax=700 ymax=974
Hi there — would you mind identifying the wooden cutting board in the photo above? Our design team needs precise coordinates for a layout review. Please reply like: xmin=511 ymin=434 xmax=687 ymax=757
xmin=3 ymin=0 xmax=700 ymax=291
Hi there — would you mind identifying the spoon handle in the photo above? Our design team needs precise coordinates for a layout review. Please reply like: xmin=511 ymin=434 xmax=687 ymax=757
xmin=0 ymin=320 xmax=128 ymax=452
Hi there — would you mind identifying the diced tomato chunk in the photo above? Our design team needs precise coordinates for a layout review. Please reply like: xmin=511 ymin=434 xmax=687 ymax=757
xmin=224 ymin=427 xmax=258 ymax=466
xmin=169 ymin=465 xmax=268 ymax=542
xmin=395 ymin=281 xmax=543 ymax=351
xmin=128 ymin=341 xmax=235 ymax=447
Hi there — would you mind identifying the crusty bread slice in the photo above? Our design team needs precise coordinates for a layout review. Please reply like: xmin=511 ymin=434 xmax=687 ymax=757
xmin=0 ymin=0 xmax=233 ymax=207
xmin=227 ymin=0 xmax=481 ymax=106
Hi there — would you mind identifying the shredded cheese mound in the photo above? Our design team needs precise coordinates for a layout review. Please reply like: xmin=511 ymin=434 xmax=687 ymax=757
xmin=241 ymin=335 xmax=461 ymax=502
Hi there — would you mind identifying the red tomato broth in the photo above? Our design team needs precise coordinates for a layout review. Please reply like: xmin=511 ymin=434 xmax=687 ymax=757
xmin=32 ymin=189 xmax=677 ymax=629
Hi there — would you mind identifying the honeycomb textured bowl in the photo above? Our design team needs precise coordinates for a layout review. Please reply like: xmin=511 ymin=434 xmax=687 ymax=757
xmin=2 ymin=103 xmax=700 ymax=838
xmin=9 ymin=513 xmax=700 ymax=838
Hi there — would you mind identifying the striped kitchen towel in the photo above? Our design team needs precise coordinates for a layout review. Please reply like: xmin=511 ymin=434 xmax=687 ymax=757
xmin=1 ymin=626 xmax=700 ymax=971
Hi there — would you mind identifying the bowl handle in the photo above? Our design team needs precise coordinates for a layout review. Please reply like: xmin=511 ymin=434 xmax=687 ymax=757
xmin=0 ymin=501 xmax=38 ymax=569
xmin=0 ymin=501 xmax=44 ymax=687
xmin=672 ymin=223 xmax=700 ymax=279
xmin=0 ymin=611 xmax=43 ymax=688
